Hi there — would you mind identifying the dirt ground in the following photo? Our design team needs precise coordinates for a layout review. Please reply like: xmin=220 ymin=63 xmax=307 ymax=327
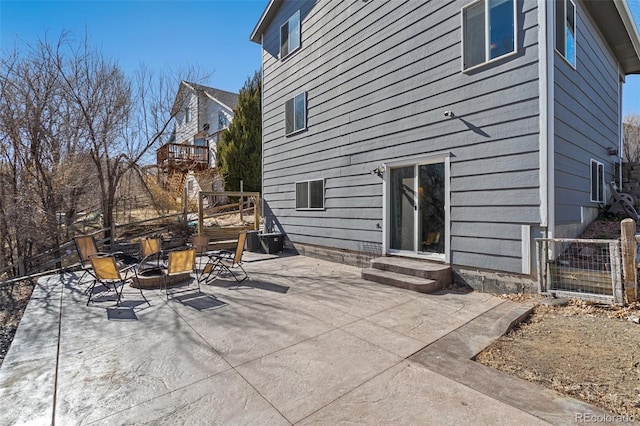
xmin=477 ymin=295 xmax=640 ymax=418
xmin=0 ymin=280 xmax=34 ymax=367
xmin=477 ymin=217 xmax=640 ymax=417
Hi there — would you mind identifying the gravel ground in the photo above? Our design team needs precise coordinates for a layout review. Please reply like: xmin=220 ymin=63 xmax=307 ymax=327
xmin=0 ymin=280 xmax=35 ymax=367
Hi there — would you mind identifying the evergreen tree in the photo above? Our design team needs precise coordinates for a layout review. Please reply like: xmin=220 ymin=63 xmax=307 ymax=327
xmin=217 ymin=71 xmax=262 ymax=192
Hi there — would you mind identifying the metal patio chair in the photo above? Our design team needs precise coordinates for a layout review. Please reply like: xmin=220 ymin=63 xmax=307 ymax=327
xmin=88 ymin=254 xmax=150 ymax=307
xmin=140 ymin=237 xmax=162 ymax=258
xmin=163 ymin=248 xmax=197 ymax=299
xmin=74 ymin=234 xmax=137 ymax=283
xmin=74 ymin=234 xmax=118 ymax=284
xmin=137 ymin=237 xmax=165 ymax=272
xmin=199 ymin=231 xmax=249 ymax=287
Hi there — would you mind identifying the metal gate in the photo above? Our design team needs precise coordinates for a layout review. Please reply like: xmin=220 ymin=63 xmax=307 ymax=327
xmin=536 ymin=238 xmax=623 ymax=304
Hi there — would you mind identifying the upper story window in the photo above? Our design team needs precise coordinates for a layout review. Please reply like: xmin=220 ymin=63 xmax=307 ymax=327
xmin=590 ymin=159 xmax=604 ymax=203
xmin=462 ymin=0 xmax=516 ymax=71
xmin=555 ymin=0 xmax=576 ymax=68
xmin=218 ymin=111 xmax=228 ymax=130
xmin=296 ymin=179 xmax=325 ymax=210
xmin=185 ymin=107 xmax=192 ymax=124
xmin=285 ymin=92 xmax=306 ymax=135
xmin=280 ymin=10 xmax=301 ymax=59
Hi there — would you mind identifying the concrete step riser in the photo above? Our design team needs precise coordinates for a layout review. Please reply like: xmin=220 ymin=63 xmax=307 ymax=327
xmin=371 ymin=261 xmax=452 ymax=283
xmin=361 ymin=269 xmax=443 ymax=294
xmin=363 ymin=257 xmax=454 ymax=294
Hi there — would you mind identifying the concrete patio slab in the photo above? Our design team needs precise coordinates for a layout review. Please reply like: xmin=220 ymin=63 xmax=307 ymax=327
xmin=54 ymin=323 xmax=232 ymax=424
xmin=340 ymin=319 xmax=426 ymax=358
xmin=89 ymin=369 xmax=290 ymax=426
xmin=364 ymin=294 xmax=502 ymax=345
xmin=297 ymin=361 xmax=549 ymax=425
xmin=236 ymin=328 xmax=402 ymax=423
xmin=187 ymin=298 xmax=334 ymax=367
xmin=0 ymin=252 xmax=616 ymax=425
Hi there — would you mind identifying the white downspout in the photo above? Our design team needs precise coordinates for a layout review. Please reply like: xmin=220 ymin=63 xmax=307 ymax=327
xmin=539 ymin=0 xmax=555 ymax=238
xmin=546 ymin=0 xmax=555 ymax=240
xmin=538 ymin=1 xmax=549 ymax=230
xmin=261 ymin=33 xmax=266 ymax=229
xmin=619 ymin=65 xmax=623 ymax=192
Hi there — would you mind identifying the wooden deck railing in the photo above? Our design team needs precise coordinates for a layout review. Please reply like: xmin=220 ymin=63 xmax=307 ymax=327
xmin=157 ymin=143 xmax=209 ymax=168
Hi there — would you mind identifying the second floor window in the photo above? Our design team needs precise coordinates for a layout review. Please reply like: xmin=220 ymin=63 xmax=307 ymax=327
xmin=185 ymin=107 xmax=191 ymax=124
xmin=462 ymin=0 xmax=516 ymax=70
xmin=285 ymin=92 xmax=306 ymax=135
xmin=280 ymin=10 xmax=301 ymax=59
xmin=555 ymin=0 xmax=576 ymax=68
xmin=218 ymin=112 xmax=228 ymax=129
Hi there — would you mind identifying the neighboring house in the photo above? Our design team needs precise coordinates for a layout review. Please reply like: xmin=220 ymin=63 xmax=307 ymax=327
xmin=250 ymin=0 xmax=640 ymax=290
xmin=157 ymin=81 xmax=239 ymax=200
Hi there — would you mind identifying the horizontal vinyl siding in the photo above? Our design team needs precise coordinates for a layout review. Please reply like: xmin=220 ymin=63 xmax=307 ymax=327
xmin=174 ymin=93 xmax=199 ymax=144
xmin=554 ymin=1 xmax=620 ymax=224
xmin=261 ymin=0 xmax=540 ymax=273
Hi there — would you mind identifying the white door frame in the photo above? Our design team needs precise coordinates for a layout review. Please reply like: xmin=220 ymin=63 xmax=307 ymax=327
xmin=381 ymin=153 xmax=450 ymax=263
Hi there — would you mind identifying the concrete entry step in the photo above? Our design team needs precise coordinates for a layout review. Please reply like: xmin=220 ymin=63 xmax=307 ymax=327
xmin=362 ymin=256 xmax=453 ymax=294
xmin=370 ymin=256 xmax=452 ymax=281
xmin=361 ymin=268 xmax=442 ymax=294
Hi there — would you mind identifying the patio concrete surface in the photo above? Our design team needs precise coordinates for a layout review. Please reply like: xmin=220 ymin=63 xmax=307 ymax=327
xmin=0 ymin=252 xmax=613 ymax=425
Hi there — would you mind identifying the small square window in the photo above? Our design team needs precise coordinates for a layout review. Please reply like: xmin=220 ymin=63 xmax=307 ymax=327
xmin=296 ymin=179 xmax=324 ymax=210
xmin=285 ymin=92 xmax=306 ymax=135
xmin=462 ymin=0 xmax=516 ymax=70
xmin=590 ymin=159 xmax=604 ymax=203
xmin=555 ymin=0 xmax=576 ymax=67
xmin=280 ymin=10 xmax=301 ymax=59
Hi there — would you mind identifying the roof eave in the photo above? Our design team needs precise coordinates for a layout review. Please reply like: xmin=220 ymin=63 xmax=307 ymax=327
xmin=585 ymin=0 xmax=640 ymax=74
xmin=250 ymin=0 xmax=281 ymax=44
xmin=204 ymin=92 xmax=233 ymax=112
xmin=614 ymin=0 xmax=640 ymax=74
xmin=170 ymin=81 xmax=191 ymax=116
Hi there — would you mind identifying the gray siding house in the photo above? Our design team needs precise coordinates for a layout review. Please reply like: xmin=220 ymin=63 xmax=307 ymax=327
xmin=250 ymin=0 xmax=640 ymax=288
xmin=169 ymin=81 xmax=239 ymax=199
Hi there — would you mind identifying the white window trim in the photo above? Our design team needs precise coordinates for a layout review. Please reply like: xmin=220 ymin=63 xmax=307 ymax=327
xmin=554 ymin=0 xmax=577 ymax=69
xmin=461 ymin=0 xmax=518 ymax=72
xmin=280 ymin=10 xmax=301 ymax=60
xmin=590 ymin=159 xmax=604 ymax=203
xmin=285 ymin=92 xmax=307 ymax=136
xmin=295 ymin=178 xmax=325 ymax=211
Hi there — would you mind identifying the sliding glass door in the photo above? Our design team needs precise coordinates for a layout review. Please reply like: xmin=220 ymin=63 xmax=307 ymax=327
xmin=389 ymin=162 xmax=445 ymax=256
